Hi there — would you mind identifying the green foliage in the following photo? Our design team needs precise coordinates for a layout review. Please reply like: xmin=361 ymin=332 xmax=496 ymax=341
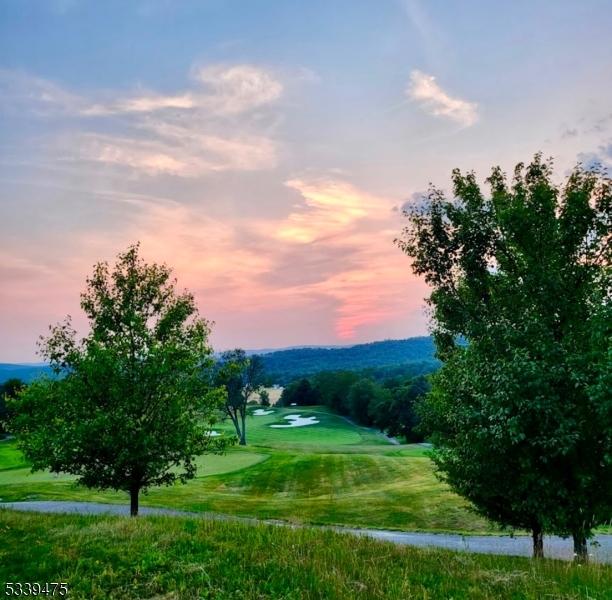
xmin=278 ymin=378 xmax=322 ymax=406
xmin=275 ymin=371 xmax=428 ymax=440
xmin=8 ymin=244 xmax=225 ymax=515
xmin=258 ymin=389 xmax=270 ymax=406
xmin=216 ymin=350 xmax=266 ymax=445
xmin=399 ymin=155 xmax=612 ymax=558
xmin=346 ymin=378 xmax=384 ymax=426
xmin=0 ymin=378 xmax=24 ymax=434
xmin=370 ymin=376 xmax=429 ymax=442
xmin=261 ymin=337 xmax=439 ymax=384
xmin=2 ymin=511 xmax=610 ymax=600
xmin=312 ymin=370 xmax=361 ymax=413
xmin=304 ymin=371 xmax=428 ymax=440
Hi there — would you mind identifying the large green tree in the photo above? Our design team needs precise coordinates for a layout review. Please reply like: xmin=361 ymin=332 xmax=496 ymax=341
xmin=216 ymin=350 xmax=265 ymax=445
xmin=10 ymin=245 xmax=224 ymax=516
xmin=399 ymin=156 xmax=611 ymax=560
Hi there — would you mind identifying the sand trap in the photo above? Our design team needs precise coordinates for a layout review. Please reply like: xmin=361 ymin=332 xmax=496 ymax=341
xmin=207 ymin=430 xmax=221 ymax=436
xmin=270 ymin=414 xmax=320 ymax=428
xmin=252 ymin=409 xmax=275 ymax=416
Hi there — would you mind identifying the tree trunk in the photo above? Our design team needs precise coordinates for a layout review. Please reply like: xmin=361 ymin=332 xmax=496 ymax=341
xmin=531 ymin=525 xmax=544 ymax=559
xmin=130 ymin=485 xmax=139 ymax=517
xmin=572 ymin=532 xmax=589 ymax=563
xmin=228 ymin=408 xmax=242 ymax=441
xmin=239 ymin=409 xmax=247 ymax=445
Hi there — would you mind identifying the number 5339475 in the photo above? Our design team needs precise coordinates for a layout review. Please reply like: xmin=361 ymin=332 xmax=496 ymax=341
xmin=5 ymin=583 xmax=68 ymax=596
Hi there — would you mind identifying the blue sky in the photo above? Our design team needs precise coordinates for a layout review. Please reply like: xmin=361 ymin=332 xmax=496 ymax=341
xmin=1 ymin=0 xmax=611 ymax=361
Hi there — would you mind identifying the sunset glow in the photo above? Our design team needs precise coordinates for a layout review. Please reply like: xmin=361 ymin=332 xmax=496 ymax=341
xmin=1 ymin=1 xmax=611 ymax=361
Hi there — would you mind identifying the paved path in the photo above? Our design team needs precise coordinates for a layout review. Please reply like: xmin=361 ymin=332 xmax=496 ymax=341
xmin=2 ymin=501 xmax=610 ymax=563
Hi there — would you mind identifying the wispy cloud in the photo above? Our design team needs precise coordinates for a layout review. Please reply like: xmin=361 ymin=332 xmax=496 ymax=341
xmin=276 ymin=179 xmax=382 ymax=243
xmin=0 ymin=64 xmax=284 ymax=177
xmin=82 ymin=63 xmax=283 ymax=117
xmin=190 ymin=64 xmax=283 ymax=115
xmin=407 ymin=69 xmax=478 ymax=127
xmin=66 ymin=129 xmax=277 ymax=177
xmin=0 ymin=69 xmax=84 ymax=116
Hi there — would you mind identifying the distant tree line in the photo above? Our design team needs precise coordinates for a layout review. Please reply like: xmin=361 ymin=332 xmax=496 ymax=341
xmin=278 ymin=371 xmax=429 ymax=442
xmin=261 ymin=339 xmax=439 ymax=384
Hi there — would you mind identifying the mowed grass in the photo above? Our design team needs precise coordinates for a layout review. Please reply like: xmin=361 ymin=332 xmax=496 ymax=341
xmin=219 ymin=406 xmax=384 ymax=447
xmin=0 ymin=407 xmax=490 ymax=532
xmin=1 ymin=510 xmax=610 ymax=600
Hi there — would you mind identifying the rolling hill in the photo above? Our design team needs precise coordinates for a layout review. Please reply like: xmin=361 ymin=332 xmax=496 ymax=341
xmin=0 ymin=337 xmax=439 ymax=385
xmin=260 ymin=337 xmax=439 ymax=383
xmin=0 ymin=363 xmax=53 ymax=384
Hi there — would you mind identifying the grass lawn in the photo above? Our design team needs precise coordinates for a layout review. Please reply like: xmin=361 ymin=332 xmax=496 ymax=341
xmin=1 ymin=510 xmax=610 ymax=599
xmin=0 ymin=407 xmax=490 ymax=532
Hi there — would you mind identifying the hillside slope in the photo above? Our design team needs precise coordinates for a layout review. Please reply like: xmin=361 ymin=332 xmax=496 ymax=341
xmin=261 ymin=337 xmax=439 ymax=382
xmin=0 ymin=363 xmax=53 ymax=384
xmin=1 ymin=337 xmax=439 ymax=384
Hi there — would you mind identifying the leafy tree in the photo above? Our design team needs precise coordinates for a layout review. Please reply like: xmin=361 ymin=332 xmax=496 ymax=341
xmin=311 ymin=371 xmax=360 ymax=413
xmin=278 ymin=378 xmax=321 ymax=407
xmin=398 ymin=156 xmax=611 ymax=560
xmin=0 ymin=378 xmax=24 ymax=434
xmin=216 ymin=350 xmax=265 ymax=445
xmin=370 ymin=376 xmax=428 ymax=442
xmin=259 ymin=389 xmax=271 ymax=407
xmin=346 ymin=378 xmax=382 ymax=426
xmin=9 ymin=245 xmax=224 ymax=516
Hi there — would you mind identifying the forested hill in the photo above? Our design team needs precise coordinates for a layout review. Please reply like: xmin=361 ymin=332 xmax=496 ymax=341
xmin=1 ymin=337 xmax=439 ymax=385
xmin=261 ymin=337 xmax=439 ymax=383
xmin=0 ymin=363 xmax=53 ymax=384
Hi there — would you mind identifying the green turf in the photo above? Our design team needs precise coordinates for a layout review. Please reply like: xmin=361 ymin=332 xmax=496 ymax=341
xmin=219 ymin=406 xmax=386 ymax=447
xmin=0 ymin=407 xmax=487 ymax=532
xmin=1 ymin=510 xmax=610 ymax=600
xmin=0 ymin=439 xmax=29 ymax=470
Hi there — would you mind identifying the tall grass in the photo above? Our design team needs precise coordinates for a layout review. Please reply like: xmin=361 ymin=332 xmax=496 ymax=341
xmin=1 ymin=510 xmax=610 ymax=599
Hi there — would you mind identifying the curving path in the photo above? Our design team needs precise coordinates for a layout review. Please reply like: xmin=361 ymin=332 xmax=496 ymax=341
xmin=1 ymin=501 xmax=610 ymax=563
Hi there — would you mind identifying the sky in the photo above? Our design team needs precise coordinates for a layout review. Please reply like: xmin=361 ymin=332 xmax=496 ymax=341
xmin=1 ymin=0 xmax=612 ymax=362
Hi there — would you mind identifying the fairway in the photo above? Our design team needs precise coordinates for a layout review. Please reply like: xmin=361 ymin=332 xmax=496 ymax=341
xmin=0 ymin=407 xmax=492 ymax=533
xmin=220 ymin=406 xmax=384 ymax=447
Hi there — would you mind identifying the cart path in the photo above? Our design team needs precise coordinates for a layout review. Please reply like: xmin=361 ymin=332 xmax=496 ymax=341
xmin=2 ymin=500 xmax=610 ymax=563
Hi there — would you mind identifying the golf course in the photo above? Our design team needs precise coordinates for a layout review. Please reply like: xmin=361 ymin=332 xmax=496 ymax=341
xmin=2 ymin=406 xmax=611 ymax=599
xmin=1 ymin=406 xmax=489 ymax=533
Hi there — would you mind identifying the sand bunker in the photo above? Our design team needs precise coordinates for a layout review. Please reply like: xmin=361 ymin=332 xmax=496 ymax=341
xmin=270 ymin=414 xmax=320 ymax=428
xmin=207 ymin=430 xmax=221 ymax=436
xmin=252 ymin=409 xmax=275 ymax=416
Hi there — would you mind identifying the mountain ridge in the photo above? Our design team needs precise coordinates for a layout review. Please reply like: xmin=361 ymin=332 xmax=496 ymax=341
xmin=0 ymin=336 xmax=439 ymax=384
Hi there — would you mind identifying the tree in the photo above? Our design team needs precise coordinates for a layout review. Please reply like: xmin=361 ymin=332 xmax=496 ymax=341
xmin=311 ymin=371 xmax=360 ymax=413
xmin=0 ymin=378 xmax=24 ymax=434
xmin=216 ymin=350 xmax=265 ymax=445
xmin=259 ymin=389 xmax=271 ymax=407
xmin=9 ymin=245 xmax=225 ymax=516
xmin=279 ymin=378 xmax=321 ymax=407
xmin=398 ymin=156 xmax=611 ymax=560
xmin=346 ymin=378 xmax=381 ymax=426
xmin=370 ymin=376 xmax=428 ymax=442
